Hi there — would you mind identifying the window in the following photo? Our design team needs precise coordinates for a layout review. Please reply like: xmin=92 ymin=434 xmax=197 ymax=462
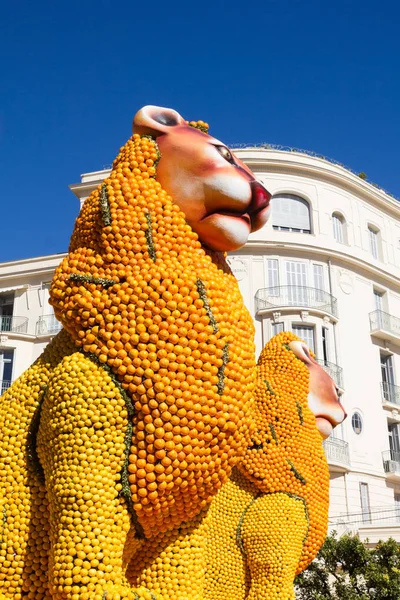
xmin=368 ymin=225 xmax=380 ymax=260
xmin=374 ymin=289 xmax=384 ymax=312
xmin=0 ymin=294 xmax=14 ymax=332
xmin=272 ymin=194 xmax=311 ymax=233
xmin=267 ymin=259 xmax=280 ymax=297
xmin=0 ymin=349 xmax=14 ymax=394
xmin=381 ymin=353 xmax=395 ymax=402
xmin=330 ymin=422 xmax=345 ymax=441
xmin=322 ymin=327 xmax=329 ymax=363
xmin=271 ymin=322 xmax=284 ymax=336
xmin=360 ymin=483 xmax=371 ymax=523
xmin=292 ymin=325 xmax=315 ymax=353
xmin=332 ymin=213 xmax=346 ymax=243
xmin=373 ymin=289 xmax=386 ymax=328
xmin=352 ymin=412 xmax=363 ymax=434
xmin=285 ymin=261 xmax=308 ymax=305
xmin=313 ymin=264 xmax=325 ymax=302
xmin=388 ymin=423 xmax=400 ymax=462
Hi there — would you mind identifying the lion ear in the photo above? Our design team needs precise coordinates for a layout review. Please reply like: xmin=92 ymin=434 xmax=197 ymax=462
xmin=288 ymin=340 xmax=313 ymax=365
xmin=133 ymin=105 xmax=185 ymax=137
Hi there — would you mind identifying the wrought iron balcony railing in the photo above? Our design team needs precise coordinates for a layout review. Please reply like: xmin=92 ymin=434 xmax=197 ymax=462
xmin=314 ymin=359 xmax=344 ymax=390
xmin=333 ymin=505 xmax=400 ymax=527
xmin=0 ymin=380 xmax=12 ymax=395
xmin=369 ymin=310 xmax=400 ymax=338
xmin=323 ymin=438 xmax=350 ymax=466
xmin=0 ymin=315 xmax=28 ymax=334
xmin=36 ymin=314 xmax=62 ymax=336
xmin=383 ymin=450 xmax=400 ymax=475
xmin=255 ymin=286 xmax=338 ymax=317
xmin=381 ymin=381 xmax=400 ymax=406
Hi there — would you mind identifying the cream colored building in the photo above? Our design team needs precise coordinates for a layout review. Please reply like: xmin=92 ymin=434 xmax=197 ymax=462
xmin=1 ymin=147 xmax=400 ymax=545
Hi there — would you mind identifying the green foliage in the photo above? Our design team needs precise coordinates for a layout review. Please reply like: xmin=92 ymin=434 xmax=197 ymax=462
xmin=295 ymin=533 xmax=400 ymax=599
xmin=357 ymin=172 xmax=368 ymax=180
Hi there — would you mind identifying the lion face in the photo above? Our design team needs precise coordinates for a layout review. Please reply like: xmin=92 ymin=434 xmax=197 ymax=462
xmin=288 ymin=341 xmax=347 ymax=439
xmin=133 ymin=105 xmax=271 ymax=252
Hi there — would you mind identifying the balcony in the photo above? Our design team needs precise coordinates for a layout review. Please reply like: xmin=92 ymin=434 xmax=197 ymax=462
xmin=315 ymin=359 xmax=344 ymax=390
xmin=369 ymin=310 xmax=400 ymax=345
xmin=0 ymin=315 xmax=28 ymax=334
xmin=0 ymin=381 xmax=12 ymax=395
xmin=381 ymin=382 xmax=400 ymax=406
xmin=383 ymin=450 xmax=400 ymax=477
xmin=323 ymin=438 xmax=350 ymax=471
xmin=255 ymin=286 xmax=338 ymax=318
xmin=36 ymin=314 xmax=62 ymax=336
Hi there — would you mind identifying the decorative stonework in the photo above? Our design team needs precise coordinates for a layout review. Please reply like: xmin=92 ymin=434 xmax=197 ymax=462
xmin=227 ymin=257 xmax=248 ymax=281
xmin=338 ymin=269 xmax=354 ymax=295
xmin=301 ymin=311 xmax=309 ymax=321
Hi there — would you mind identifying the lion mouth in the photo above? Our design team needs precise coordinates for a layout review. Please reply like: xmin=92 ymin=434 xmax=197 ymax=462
xmin=315 ymin=415 xmax=336 ymax=440
xmin=200 ymin=181 xmax=271 ymax=225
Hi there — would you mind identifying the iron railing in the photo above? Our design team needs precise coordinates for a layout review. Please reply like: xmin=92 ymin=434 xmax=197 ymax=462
xmin=323 ymin=438 xmax=350 ymax=466
xmin=381 ymin=381 xmax=400 ymax=405
xmin=332 ymin=505 xmax=400 ymax=527
xmin=0 ymin=315 xmax=28 ymax=334
xmin=382 ymin=450 xmax=400 ymax=475
xmin=255 ymin=286 xmax=338 ymax=317
xmin=0 ymin=380 xmax=12 ymax=395
xmin=36 ymin=314 xmax=62 ymax=336
xmin=314 ymin=359 xmax=344 ymax=390
xmin=369 ymin=310 xmax=400 ymax=338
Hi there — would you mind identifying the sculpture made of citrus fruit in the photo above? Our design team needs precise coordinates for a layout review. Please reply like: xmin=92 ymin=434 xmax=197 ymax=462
xmin=126 ymin=333 xmax=346 ymax=600
xmin=0 ymin=107 xmax=271 ymax=599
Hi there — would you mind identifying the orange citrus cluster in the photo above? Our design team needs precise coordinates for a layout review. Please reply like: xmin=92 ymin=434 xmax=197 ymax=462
xmin=49 ymin=133 xmax=256 ymax=537
xmin=187 ymin=120 xmax=209 ymax=134
xmin=239 ymin=331 xmax=330 ymax=572
xmin=125 ymin=333 xmax=330 ymax=598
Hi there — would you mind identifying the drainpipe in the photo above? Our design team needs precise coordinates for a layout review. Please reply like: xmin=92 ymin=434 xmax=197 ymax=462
xmin=327 ymin=259 xmax=339 ymax=366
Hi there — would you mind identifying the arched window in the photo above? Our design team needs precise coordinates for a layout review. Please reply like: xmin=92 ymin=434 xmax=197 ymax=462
xmin=271 ymin=194 xmax=311 ymax=234
xmin=332 ymin=212 xmax=346 ymax=244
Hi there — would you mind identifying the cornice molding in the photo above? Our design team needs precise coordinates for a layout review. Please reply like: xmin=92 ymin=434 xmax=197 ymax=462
xmin=240 ymin=240 xmax=400 ymax=287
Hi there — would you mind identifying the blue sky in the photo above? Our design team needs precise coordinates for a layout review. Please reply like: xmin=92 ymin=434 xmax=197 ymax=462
xmin=1 ymin=0 xmax=399 ymax=262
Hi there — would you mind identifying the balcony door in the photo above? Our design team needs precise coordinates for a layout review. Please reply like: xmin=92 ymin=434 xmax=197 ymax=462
xmin=0 ymin=350 xmax=14 ymax=394
xmin=0 ymin=294 xmax=14 ymax=332
xmin=285 ymin=261 xmax=307 ymax=306
xmin=381 ymin=354 xmax=395 ymax=402
xmin=360 ymin=483 xmax=371 ymax=523
xmin=388 ymin=423 xmax=400 ymax=462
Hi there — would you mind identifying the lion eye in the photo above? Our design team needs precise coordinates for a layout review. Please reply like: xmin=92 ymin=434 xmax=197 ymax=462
xmin=215 ymin=145 xmax=235 ymax=164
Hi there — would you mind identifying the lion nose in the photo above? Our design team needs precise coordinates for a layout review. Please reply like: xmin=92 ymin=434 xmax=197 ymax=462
xmin=249 ymin=181 xmax=271 ymax=214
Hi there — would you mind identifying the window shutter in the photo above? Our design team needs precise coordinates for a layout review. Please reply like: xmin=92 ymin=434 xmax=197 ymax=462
xmin=272 ymin=195 xmax=311 ymax=232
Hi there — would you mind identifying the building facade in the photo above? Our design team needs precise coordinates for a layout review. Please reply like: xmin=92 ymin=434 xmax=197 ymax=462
xmin=1 ymin=148 xmax=400 ymax=545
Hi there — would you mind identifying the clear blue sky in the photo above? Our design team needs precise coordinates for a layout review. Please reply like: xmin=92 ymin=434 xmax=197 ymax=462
xmin=1 ymin=0 xmax=399 ymax=262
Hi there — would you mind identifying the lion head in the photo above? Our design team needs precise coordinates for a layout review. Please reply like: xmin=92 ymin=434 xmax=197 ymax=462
xmin=133 ymin=106 xmax=271 ymax=251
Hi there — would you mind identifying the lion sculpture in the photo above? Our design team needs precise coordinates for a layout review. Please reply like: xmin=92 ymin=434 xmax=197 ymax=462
xmin=126 ymin=332 xmax=346 ymax=600
xmin=0 ymin=107 xmax=345 ymax=600
xmin=0 ymin=106 xmax=271 ymax=599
